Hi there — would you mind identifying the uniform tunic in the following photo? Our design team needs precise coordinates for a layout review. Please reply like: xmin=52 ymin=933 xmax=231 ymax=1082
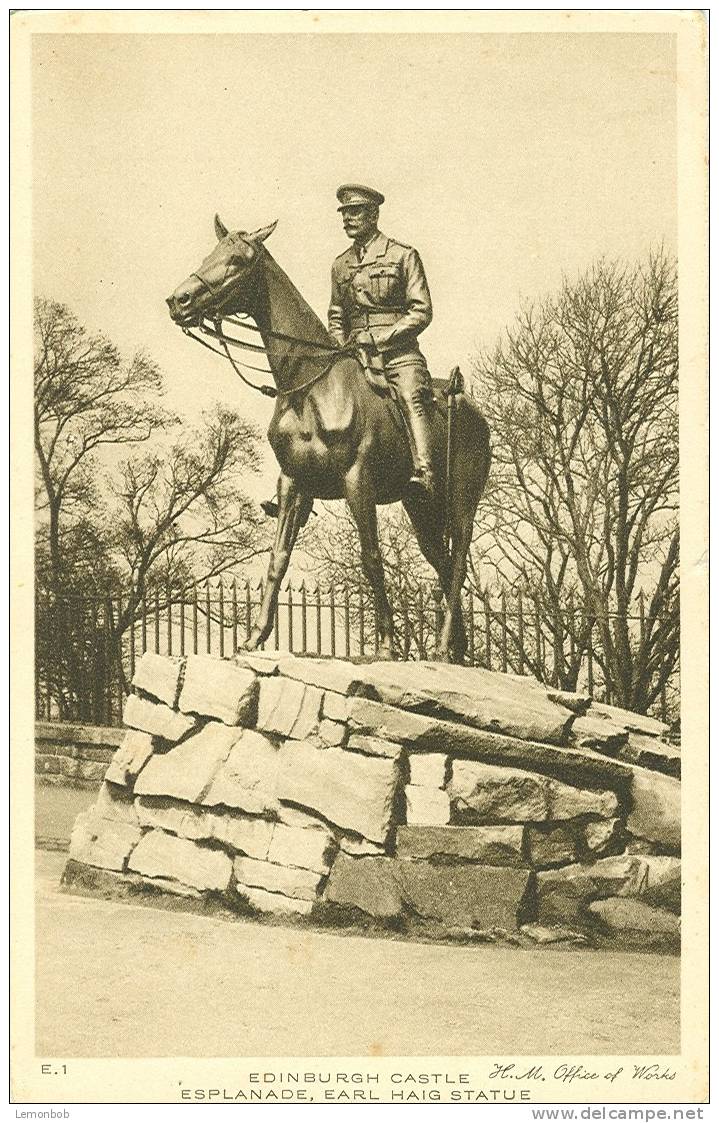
xmin=328 ymin=232 xmax=434 ymax=414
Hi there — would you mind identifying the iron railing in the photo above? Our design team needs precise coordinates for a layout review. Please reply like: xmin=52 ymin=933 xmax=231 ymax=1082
xmin=35 ymin=582 xmax=676 ymax=727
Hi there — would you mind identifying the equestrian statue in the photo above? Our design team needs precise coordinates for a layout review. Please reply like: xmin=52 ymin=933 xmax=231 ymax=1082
xmin=166 ymin=185 xmax=490 ymax=662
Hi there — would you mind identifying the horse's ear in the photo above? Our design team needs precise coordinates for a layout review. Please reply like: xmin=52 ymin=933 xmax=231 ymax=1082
xmin=214 ymin=214 xmax=229 ymax=240
xmin=247 ymin=219 xmax=278 ymax=245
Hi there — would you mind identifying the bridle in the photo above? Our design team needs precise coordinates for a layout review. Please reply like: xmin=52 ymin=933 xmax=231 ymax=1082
xmin=180 ymin=253 xmax=348 ymax=399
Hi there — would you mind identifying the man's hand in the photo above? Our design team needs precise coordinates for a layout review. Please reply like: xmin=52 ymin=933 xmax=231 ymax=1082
xmin=350 ymin=328 xmax=376 ymax=350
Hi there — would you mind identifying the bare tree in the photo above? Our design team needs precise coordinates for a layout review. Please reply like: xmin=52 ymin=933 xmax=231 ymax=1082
xmin=110 ymin=405 xmax=266 ymax=636
xmin=34 ymin=297 xmax=167 ymax=596
xmin=34 ymin=298 xmax=269 ymax=716
xmin=470 ymin=251 xmax=679 ymax=713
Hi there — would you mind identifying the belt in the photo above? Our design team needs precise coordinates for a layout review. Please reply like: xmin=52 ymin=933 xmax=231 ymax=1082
xmin=349 ymin=309 xmax=402 ymax=329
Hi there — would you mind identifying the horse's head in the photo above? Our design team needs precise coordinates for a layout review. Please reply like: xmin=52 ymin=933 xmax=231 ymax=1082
xmin=166 ymin=214 xmax=277 ymax=326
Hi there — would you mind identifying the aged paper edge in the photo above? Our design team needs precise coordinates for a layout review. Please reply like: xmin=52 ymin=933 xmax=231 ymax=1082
xmin=10 ymin=8 xmax=708 ymax=1104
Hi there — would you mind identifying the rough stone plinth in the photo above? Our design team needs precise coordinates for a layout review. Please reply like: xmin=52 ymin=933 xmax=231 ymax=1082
xmin=276 ymin=739 xmax=399 ymax=843
xmin=202 ymin=729 xmax=280 ymax=815
xmin=233 ymin=856 xmax=322 ymax=901
xmin=396 ymin=825 xmax=525 ymax=866
xmin=134 ymin=721 xmax=237 ymax=803
xmin=179 ymin=656 xmax=258 ymax=726
xmin=235 ymin=884 xmax=314 ymax=917
xmin=105 ymin=731 xmax=155 ymax=787
xmin=132 ymin=653 xmax=184 ymax=708
xmin=324 ymin=854 xmax=404 ymax=920
xmin=450 ymin=760 xmax=618 ymax=824
xmin=627 ymin=769 xmax=681 ymax=851
xmin=69 ymin=812 xmax=141 ymax=871
xmin=267 ymin=823 xmax=335 ymax=874
xmin=408 ymin=753 xmax=448 ymax=788
xmin=394 ymin=861 xmax=531 ymax=931
xmin=128 ymin=829 xmax=232 ymax=892
xmin=123 ymin=694 xmax=195 ymax=742
xmin=405 ymin=785 xmax=451 ymax=826
xmin=257 ymin=676 xmax=322 ymax=740
xmin=588 ymin=897 xmax=680 ymax=942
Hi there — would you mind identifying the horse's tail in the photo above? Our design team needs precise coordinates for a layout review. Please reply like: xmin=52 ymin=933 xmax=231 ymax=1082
xmin=444 ymin=373 xmax=491 ymax=566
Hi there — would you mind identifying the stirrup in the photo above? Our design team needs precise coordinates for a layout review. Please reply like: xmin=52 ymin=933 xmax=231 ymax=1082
xmin=407 ymin=468 xmax=436 ymax=501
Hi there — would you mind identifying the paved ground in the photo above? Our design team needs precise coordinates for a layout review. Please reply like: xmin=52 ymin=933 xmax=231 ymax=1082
xmin=35 ymin=781 xmax=94 ymax=849
xmin=36 ymin=850 xmax=680 ymax=1058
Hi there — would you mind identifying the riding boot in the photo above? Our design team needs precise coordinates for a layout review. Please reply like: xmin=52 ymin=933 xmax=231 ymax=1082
xmin=404 ymin=408 xmax=436 ymax=501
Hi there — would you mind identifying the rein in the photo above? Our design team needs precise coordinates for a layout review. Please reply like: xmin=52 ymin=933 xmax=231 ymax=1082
xmin=181 ymin=315 xmax=348 ymax=400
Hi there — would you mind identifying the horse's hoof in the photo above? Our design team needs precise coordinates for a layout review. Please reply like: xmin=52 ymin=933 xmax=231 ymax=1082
xmin=239 ymin=632 xmax=262 ymax=653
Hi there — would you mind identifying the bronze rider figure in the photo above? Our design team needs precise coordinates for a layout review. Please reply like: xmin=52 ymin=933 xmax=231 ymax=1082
xmin=328 ymin=183 xmax=436 ymax=500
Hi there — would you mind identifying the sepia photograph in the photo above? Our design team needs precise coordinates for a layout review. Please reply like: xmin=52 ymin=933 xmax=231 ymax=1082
xmin=11 ymin=10 xmax=707 ymax=1105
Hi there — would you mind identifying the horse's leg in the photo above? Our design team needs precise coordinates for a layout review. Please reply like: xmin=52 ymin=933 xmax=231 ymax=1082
xmin=402 ymin=495 xmax=467 ymax=663
xmin=344 ymin=464 xmax=396 ymax=659
xmin=245 ymin=473 xmax=312 ymax=650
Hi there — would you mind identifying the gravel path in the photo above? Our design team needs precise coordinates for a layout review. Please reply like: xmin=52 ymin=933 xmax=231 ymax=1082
xmin=35 ymin=851 xmax=680 ymax=1058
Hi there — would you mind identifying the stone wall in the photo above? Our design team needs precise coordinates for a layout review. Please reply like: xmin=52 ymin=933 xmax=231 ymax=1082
xmin=63 ymin=652 xmax=681 ymax=950
xmin=36 ymin=721 xmax=124 ymax=787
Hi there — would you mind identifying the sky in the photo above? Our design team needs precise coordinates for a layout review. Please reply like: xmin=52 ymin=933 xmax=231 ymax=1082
xmin=32 ymin=31 xmax=677 ymax=500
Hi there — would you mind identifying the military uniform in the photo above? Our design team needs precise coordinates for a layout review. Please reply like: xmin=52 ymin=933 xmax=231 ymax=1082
xmin=329 ymin=185 xmax=435 ymax=490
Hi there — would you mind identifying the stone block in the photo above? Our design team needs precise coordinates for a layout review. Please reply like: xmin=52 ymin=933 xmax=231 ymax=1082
xmin=536 ymin=854 xmax=664 ymax=925
xmin=233 ymin=651 xmax=282 ymax=675
xmin=591 ymin=701 xmax=668 ymax=738
xmin=618 ymin=733 xmax=681 ymax=779
xmin=322 ymin=691 xmax=349 ymax=722
xmin=69 ymin=812 xmax=142 ymax=872
xmin=449 ymin=760 xmax=548 ymax=823
xmin=276 ymin=655 xmax=361 ymax=695
xmin=276 ymin=739 xmax=400 ymax=844
xmin=134 ymin=722 xmax=237 ymax=803
xmin=233 ymin=856 xmax=322 ymax=900
xmin=527 ymin=825 xmax=577 ymax=868
xmin=235 ymin=884 xmax=313 ymax=916
xmin=548 ymin=780 xmax=618 ymax=820
xmin=346 ymin=696 xmax=439 ymax=744
xmin=621 ymin=854 xmax=681 ymax=913
xmin=339 ymin=835 xmax=386 ymax=857
xmin=405 ymin=785 xmax=451 ymax=826
xmin=136 ymin=797 xmax=213 ymax=840
xmin=128 ymin=829 xmax=232 ymax=892
xmin=132 ymin=653 xmax=184 ymax=707
xmin=257 ymin=676 xmax=322 ymax=740
xmin=323 ymin=854 xmax=404 ymax=920
xmin=588 ymin=897 xmax=680 ymax=941
xmin=394 ymin=861 xmax=531 ymax=931
xmin=449 ymin=760 xmax=618 ymax=825
xmin=124 ymin=694 xmax=196 ymax=742
xmin=346 ymin=733 xmax=403 ymax=759
xmin=95 ymin=782 xmax=139 ymax=825
xmin=584 ymin=819 xmax=620 ymax=855
xmin=267 ymin=822 xmax=335 ymax=874
xmin=348 ymin=697 xmax=630 ymax=792
xmin=178 ymin=656 xmax=258 ymax=726
xmin=351 ymin=660 xmax=574 ymax=745
xmin=202 ymin=729 xmax=280 ymax=815
xmin=105 ymin=731 xmax=155 ymax=787
xmin=520 ymin=923 xmax=587 ymax=945
xmin=408 ymin=753 xmax=448 ymax=788
xmin=276 ymin=804 xmax=330 ymax=831
xmin=396 ymin=824 xmax=525 ymax=866
xmin=318 ymin=719 xmax=346 ymax=747
xmin=627 ymin=769 xmax=681 ymax=851
xmin=571 ymin=713 xmax=630 ymax=754
xmin=210 ymin=815 xmax=274 ymax=860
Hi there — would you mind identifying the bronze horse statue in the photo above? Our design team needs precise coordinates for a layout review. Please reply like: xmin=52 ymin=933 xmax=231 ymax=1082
xmin=167 ymin=216 xmax=490 ymax=661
